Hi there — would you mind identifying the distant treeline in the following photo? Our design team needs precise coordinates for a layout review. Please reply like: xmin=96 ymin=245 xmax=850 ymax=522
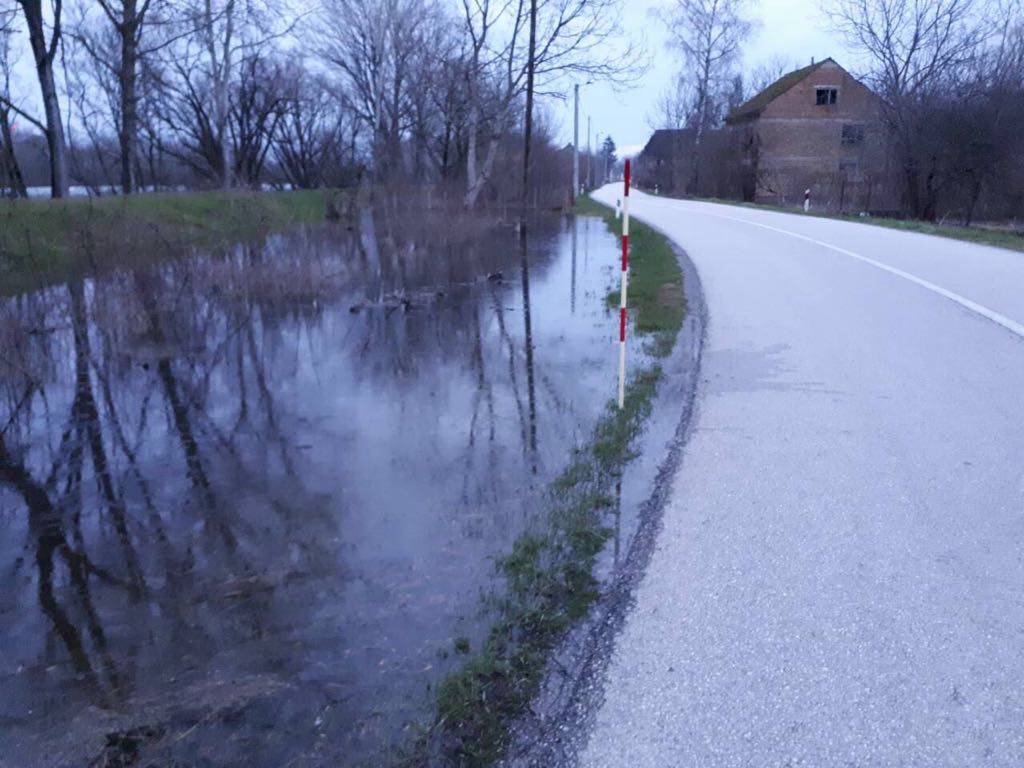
xmin=0 ymin=0 xmax=633 ymax=209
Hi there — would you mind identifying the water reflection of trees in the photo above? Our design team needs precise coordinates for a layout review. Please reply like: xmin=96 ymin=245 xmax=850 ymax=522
xmin=0 ymin=213 xmax=580 ymax=763
xmin=0 ymin=254 xmax=344 ymax=721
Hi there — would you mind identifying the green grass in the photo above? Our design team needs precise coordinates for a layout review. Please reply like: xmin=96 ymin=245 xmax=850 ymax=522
xmin=577 ymin=195 xmax=685 ymax=356
xmin=0 ymin=189 xmax=330 ymax=296
xmin=646 ymin=191 xmax=1024 ymax=254
xmin=420 ymin=196 xmax=684 ymax=766
xmin=845 ymin=216 xmax=1024 ymax=252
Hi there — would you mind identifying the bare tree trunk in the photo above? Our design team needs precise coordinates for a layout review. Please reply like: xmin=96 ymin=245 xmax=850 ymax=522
xmin=118 ymin=0 xmax=140 ymax=194
xmin=965 ymin=176 xmax=983 ymax=227
xmin=465 ymin=133 xmax=499 ymax=207
xmin=520 ymin=0 xmax=537 ymax=229
xmin=922 ymin=159 xmax=938 ymax=222
xmin=205 ymin=0 xmax=236 ymax=190
xmin=903 ymin=161 xmax=921 ymax=218
xmin=0 ymin=109 xmax=27 ymax=197
xmin=690 ymin=50 xmax=712 ymax=194
xmin=466 ymin=102 xmax=478 ymax=191
xmin=19 ymin=0 xmax=69 ymax=198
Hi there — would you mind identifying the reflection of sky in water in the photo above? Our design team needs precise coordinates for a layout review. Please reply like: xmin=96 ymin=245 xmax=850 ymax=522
xmin=0 ymin=214 xmax=624 ymax=766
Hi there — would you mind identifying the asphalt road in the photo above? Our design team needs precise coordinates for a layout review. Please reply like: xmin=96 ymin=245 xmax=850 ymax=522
xmin=581 ymin=186 xmax=1024 ymax=767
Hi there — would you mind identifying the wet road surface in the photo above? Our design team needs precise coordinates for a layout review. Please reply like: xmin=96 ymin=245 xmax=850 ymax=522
xmin=578 ymin=187 xmax=1024 ymax=767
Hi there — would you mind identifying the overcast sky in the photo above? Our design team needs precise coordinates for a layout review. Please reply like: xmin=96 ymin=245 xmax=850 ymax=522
xmin=557 ymin=0 xmax=858 ymax=157
xmin=4 ymin=0 xmax=857 ymax=159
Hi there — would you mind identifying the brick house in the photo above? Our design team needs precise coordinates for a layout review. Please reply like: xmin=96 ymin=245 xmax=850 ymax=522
xmin=725 ymin=58 xmax=897 ymax=211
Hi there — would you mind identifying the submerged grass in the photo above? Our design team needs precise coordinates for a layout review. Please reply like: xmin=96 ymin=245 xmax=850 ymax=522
xmin=419 ymin=195 xmax=684 ymax=766
xmin=0 ymin=189 xmax=329 ymax=296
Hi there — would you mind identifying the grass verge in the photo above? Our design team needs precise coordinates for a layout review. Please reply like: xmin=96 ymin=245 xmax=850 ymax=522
xmin=647 ymin=191 xmax=1024 ymax=254
xmin=0 ymin=189 xmax=330 ymax=296
xmin=419 ymin=196 xmax=684 ymax=766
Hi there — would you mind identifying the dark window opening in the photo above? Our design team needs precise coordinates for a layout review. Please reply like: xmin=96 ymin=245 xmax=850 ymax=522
xmin=842 ymin=123 xmax=865 ymax=145
xmin=816 ymin=87 xmax=838 ymax=106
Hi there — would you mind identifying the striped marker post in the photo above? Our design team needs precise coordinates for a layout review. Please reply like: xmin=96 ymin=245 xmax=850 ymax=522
xmin=618 ymin=160 xmax=631 ymax=410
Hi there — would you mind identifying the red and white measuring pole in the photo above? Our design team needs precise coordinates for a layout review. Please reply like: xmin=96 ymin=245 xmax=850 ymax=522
xmin=618 ymin=159 xmax=631 ymax=410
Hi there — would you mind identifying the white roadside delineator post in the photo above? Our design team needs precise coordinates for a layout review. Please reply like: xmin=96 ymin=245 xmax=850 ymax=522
xmin=618 ymin=160 xmax=631 ymax=410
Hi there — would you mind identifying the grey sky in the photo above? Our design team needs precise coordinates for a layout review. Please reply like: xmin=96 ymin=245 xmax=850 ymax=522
xmin=4 ymin=0 xmax=855 ymax=161
xmin=556 ymin=0 xmax=857 ymax=157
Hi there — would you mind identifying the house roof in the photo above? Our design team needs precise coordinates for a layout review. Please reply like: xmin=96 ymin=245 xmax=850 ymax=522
xmin=640 ymin=128 xmax=694 ymax=158
xmin=726 ymin=58 xmax=835 ymax=123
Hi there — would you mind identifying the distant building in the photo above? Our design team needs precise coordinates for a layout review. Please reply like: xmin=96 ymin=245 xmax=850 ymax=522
xmin=726 ymin=58 xmax=896 ymax=211
xmin=637 ymin=59 xmax=898 ymax=212
xmin=635 ymin=128 xmax=692 ymax=194
xmin=635 ymin=127 xmax=747 ymax=201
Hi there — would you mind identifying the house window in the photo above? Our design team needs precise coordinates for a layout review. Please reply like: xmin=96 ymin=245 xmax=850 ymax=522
xmin=841 ymin=123 xmax=865 ymax=145
xmin=816 ymin=87 xmax=838 ymax=106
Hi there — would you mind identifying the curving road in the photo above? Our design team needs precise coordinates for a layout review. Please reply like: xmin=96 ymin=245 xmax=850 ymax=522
xmin=580 ymin=186 xmax=1024 ymax=767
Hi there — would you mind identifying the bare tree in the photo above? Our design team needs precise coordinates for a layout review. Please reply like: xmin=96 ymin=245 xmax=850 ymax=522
xmin=145 ymin=0 xmax=291 ymax=188
xmin=520 ymin=0 xmax=537 ymax=225
xmin=228 ymin=51 xmax=285 ymax=186
xmin=937 ymin=8 xmax=1024 ymax=223
xmin=316 ymin=0 xmax=441 ymax=182
xmin=72 ymin=0 xmax=183 ymax=194
xmin=657 ymin=0 xmax=755 ymax=192
xmin=826 ymin=0 xmax=990 ymax=97
xmin=825 ymin=0 xmax=996 ymax=217
xmin=424 ymin=33 xmax=472 ymax=181
xmin=168 ymin=0 xmax=289 ymax=189
xmin=0 ymin=8 xmax=28 ymax=197
xmin=197 ymin=0 xmax=237 ymax=189
xmin=2 ymin=0 xmax=69 ymax=197
xmin=405 ymin=17 xmax=464 ymax=181
xmin=149 ymin=39 xmax=230 ymax=183
xmin=459 ymin=0 xmax=641 ymax=207
xmin=61 ymin=31 xmax=120 ymax=191
xmin=745 ymin=55 xmax=791 ymax=97
xmin=651 ymin=76 xmax=695 ymax=130
xmin=272 ymin=69 xmax=352 ymax=189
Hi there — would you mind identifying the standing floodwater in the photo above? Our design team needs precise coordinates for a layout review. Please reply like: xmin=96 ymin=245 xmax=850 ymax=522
xmin=0 ymin=207 xmax=624 ymax=766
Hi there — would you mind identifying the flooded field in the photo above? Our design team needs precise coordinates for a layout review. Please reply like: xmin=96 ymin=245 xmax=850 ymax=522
xmin=0 ymin=206 xmax=661 ymax=767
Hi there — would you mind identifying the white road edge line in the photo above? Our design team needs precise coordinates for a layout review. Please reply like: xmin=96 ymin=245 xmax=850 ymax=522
xmin=679 ymin=206 xmax=1024 ymax=341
